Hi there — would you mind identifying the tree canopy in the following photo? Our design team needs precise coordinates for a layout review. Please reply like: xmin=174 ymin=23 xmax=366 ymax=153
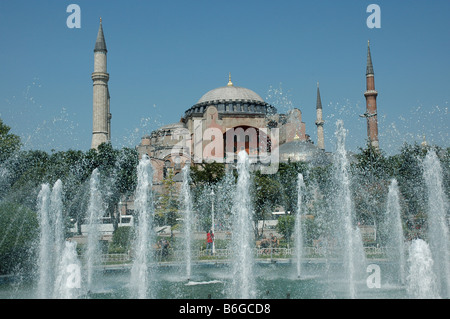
xmin=0 ymin=119 xmax=21 ymax=163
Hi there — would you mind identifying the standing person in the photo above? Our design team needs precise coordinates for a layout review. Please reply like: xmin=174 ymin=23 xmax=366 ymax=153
xmin=272 ymin=235 xmax=278 ymax=248
xmin=269 ymin=233 xmax=277 ymax=254
xmin=206 ymin=230 xmax=214 ymax=255
xmin=161 ymin=238 xmax=170 ymax=259
xmin=260 ymin=235 xmax=269 ymax=254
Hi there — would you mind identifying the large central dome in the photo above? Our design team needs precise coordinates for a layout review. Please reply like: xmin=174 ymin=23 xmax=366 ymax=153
xmin=197 ymin=85 xmax=265 ymax=104
xmin=184 ymin=76 xmax=276 ymax=118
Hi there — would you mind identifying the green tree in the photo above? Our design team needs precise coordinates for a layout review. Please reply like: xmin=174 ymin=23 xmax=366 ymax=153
xmin=0 ymin=202 xmax=39 ymax=274
xmin=0 ymin=118 xmax=21 ymax=163
xmin=252 ymin=172 xmax=284 ymax=238
xmin=276 ymin=161 xmax=309 ymax=214
xmin=115 ymin=147 xmax=138 ymax=195
xmin=302 ymin=217 xmax=322 ymax=246
xmin=5 ymin=150 xmax=51 ymax=210
xmin=351 ymin=142 xmax=391 ymax=242
xmin=110 ymin=226 xmax=133 ymax=253
xmin=190 ymin=162 xmax=225 ymax=186
xmin=155 ymin=169 xmax=180 ymax=228
xmin=353 ymin=141 xmax=389 ymax=180
xmin=388 ymin=142 xmax=443 ymax=238
xmin=275 ymin=215 xmax=295 ymax=242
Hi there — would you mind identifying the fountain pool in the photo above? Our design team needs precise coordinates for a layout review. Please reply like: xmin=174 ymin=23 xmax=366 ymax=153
xmin=0 ymin=260 xmax=410 ymax=299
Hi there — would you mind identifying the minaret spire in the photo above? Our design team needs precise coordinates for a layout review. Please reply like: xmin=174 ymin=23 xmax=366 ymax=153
xmin=91 ymin=19 xmax=111 ymax=149
xmin=316 ymin=81 xmax=322 ymax=110
xmin=362 ymin=40 xmax=379 ymax=150
xmin=366 ymin=40 xmax=374 ymax=76
xmin=94 ymin=18 xmax=107 ymax=53
xmin=315 ymin=82 xmax=325 ymax=150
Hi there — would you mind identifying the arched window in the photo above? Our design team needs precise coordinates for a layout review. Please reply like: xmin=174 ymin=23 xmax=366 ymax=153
xmin=223 ymin=126 xmax=271 ymax=157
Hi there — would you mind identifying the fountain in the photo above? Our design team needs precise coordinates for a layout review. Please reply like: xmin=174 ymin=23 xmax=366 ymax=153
xmin=36 ymin=179 xmax=80 ymax=299
xmin=422 ymin=150 xmax=450 ymax=298
xmin=215 ymin=168 xmax=236 ymax=232
xmin=36 ymin=183 xmax=52 ymax=298
xmin=294 ymin=173 xmax=305 ymax=279
xmin=50 ymin=179 xmax=66 ymax=297
xmin=130 ymin=155 xmax=156 ymax=299
xmin=383 ymin=179 xmax=407 ymax=284
xmin=331 ymin=120 xmax=366 ymax=299
xmin=181 ymin=164 xmax=193 ymax=280
xmin=85 ymin=168 xmax=104 ymax=290
xmin=53 ymin=240 xmax=82 ymax=299
xmin=229 ymin=150 xmax=256 ymax=299
xmin=406 ymin=239 xmax=440 ymax=299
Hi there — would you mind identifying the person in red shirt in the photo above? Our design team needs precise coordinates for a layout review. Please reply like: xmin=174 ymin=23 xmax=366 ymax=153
xmin=206 ymin=230 xmax=214 ymax=255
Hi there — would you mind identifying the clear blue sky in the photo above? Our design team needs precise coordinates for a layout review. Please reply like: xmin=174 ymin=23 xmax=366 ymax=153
xmin=0 ymin=0 xmax=448 ymax=155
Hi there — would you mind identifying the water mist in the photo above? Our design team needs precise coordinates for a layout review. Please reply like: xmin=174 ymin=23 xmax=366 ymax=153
xmin=181 ymin=164 xmax=193 ymax=280
xmin=294 ymin=173 xmax=305 ymax=279
xmin=85 ymin=168 xmax=104 ymax=290
xmin=384 ymin=179 xmax=406 ymax=284
xmin=130 ymin=155 xmax=155 ymax=299
xmin=422 ymin=150 xmax=450 ymax=298
xmin=332 ymin=120 xmax=365 ymax=299
xmin=229 ymin=151 xmax=256 ymax=299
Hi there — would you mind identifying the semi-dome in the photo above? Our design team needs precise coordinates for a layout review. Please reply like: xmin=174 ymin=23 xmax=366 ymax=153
xmin=278 ymin=140 xmax=330 ymax=164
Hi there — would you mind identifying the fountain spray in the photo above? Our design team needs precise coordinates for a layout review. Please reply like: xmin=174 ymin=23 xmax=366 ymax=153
xmin=130 ymin=155 xmax=156 ymax=299
xmin=422 ymin=150 xmax=450 ymax=298
xmin=295 ymin=173 xmax=305 ymax=279
xmin=229 ymin=151 xmax=256 ymax=298
xmin=181 ymin=164 xmax=193 ymax=281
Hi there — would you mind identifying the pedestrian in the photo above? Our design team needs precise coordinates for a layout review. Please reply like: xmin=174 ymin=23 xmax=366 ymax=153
xmin=161 ymin=238 xmax=170 ymax=258
xmin=260 ymin=235 xmax=269 ymax=254
xmin=206 ymin=230 xmax=214 ymax=255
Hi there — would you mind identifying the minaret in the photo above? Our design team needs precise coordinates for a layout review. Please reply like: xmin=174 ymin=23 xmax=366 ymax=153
xmin=315 ymin=82 xmax=325 ymax=150
xmin=363 ymin=40 xmax=379 ymax=150
xmin=91 ymin=18 xmax=111 ymax=149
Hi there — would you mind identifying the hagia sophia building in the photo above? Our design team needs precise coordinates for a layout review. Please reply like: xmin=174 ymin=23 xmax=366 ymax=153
xmin=89 ymin=19 xmax=379 ymax=221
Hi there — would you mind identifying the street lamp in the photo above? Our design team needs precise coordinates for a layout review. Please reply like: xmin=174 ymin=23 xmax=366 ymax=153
xmin=210 ymin=189 xmax=215 ymax=255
